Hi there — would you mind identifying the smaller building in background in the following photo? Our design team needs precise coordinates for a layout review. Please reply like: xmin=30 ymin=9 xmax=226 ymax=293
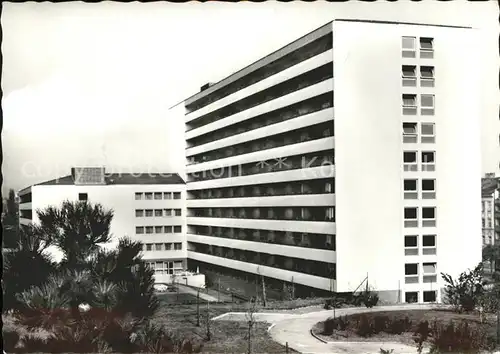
xmin=18 ymin=167 xmax=196 ymax=285
xmin=481 ymin=173 xmax=499 ymax=246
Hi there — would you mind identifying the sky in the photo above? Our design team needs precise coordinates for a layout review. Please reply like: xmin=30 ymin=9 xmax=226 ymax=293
xmin=2 ymin=1 xmax=499 ymax=194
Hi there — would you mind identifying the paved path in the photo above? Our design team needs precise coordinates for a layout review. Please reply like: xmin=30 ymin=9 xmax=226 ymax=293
xmin=214 ymin=303 xmax=444 ymax=354
xmin=176 ymin=284 xmax=219 ymax=302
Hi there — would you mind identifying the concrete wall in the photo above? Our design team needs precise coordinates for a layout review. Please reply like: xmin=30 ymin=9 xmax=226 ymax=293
xmin=30 ymin=183 xmax=187 ymax=265
xmin=333 ymin=21 xmax=482 ymax=301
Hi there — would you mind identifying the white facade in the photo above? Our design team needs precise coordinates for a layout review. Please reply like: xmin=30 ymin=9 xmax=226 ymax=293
xmin=18 ymin=170 xmax=187 ymax=284
xmin=171 ymin=20 xmax=483 ymax=303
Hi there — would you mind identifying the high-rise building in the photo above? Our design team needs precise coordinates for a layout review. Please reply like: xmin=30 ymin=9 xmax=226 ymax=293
xmin=170 ymin=19 xmax=483 ymax=303
xmin=18 ymin=167 xmax=188 ymax=284
xmin=481 ymin=174 xmax=499 ymax=246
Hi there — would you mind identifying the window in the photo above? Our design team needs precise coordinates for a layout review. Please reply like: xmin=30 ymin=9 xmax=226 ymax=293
xmin=420 ymin=37 xmax=434 ymax=58
xmin=145 ymin=193 xmax=153 ymax=200
xmin=402 ymin=123 xmax=418 ymax=143
xmin=405 ymin=291 xmax=419 ymax=303
xmin=165 ymin=209 xmax=172 ymax=217
xmin=136 ymin=226 xmax=144 ymax=234
xmin=402 ymin=94 xmax=417 ymax=115
xmin=155 ymin=243 xmax=163 ymax=251
xmin=423 ymin=290 xmax=437 ymax=303
xmin=422 ymin=179 xmax=436 ymax=199
xmin=404 ymin=207 xmax=418 ymax=228
xmin=404 ymin=179 xmax=418 ymax=199
xmin=174 ymin=192 xmax=181 ymax=200
xmin=421 ymin=123 xmax=435 ymax=143
xmin=423 ymin=262 xmax=437 ymax=274
xmin=325 ymin=207 xmax=335 ymax=221
xmin=405 ymin=263 xmax=419 ymax=284
xmin=421 ymin=151 xmax=435 ymax=171
xmin=155 ymin=226 xmax=163 ymax=234
xmin=165 ymin=243 xmax=172 ymax=250
xmin=154 ymin=192 xmax=162 ymax=200
xmin=146 ymin=226 xmax=154 ymax=234
xmin=165 ymin=226 xmax=173 ymax=233
xmin=421 ymin=94 xmax=435 ymax=115
xmin=174 ymin=226 xmax=182 ymax=233
xmin=405 ymin=235 xmax=419 ymax=256
xmin=145 ymin=209 xmax=153 ymax=217
xmin=403 ymin=151 xmax=418 ymax=171
xmin=79 ymin=193 xmax=88 ymax=201
xmin=135 ymin=193 xmax=143 ymax=200
xmin=422 ymin=207 xmax=436 ymax=227
xmin=135 ymin=210 xmax=144 ymax=217
xmin=145 ymin=244 xmax=152 ymax=251
xmin=422 ymin=234 xmax=437 ymax=255
xmin=164 ymin=192 xmax=172 ymax=200
xmin=174 ymin=243 xmax=182 ymax=250
xmin=175 ymin=209 xmax=182 ymax=216
xmin=423 ymin=262 xmax=437 ymax=283
xmin=420 ymin=66 xmax=435 ymax=87
xmin=402 ymin=36 xmax=416 ymax=58
xmin=402 ymin=65 xmax=417 ymax=86
xmin=155 ymin=209 xmax=163 ymax=217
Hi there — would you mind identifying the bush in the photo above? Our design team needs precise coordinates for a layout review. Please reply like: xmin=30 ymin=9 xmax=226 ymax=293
xmin=372 ymin=315 xmax=390 ymax=334
xmin=361 ymin=291 xmax=379 ymax=308
xmin=3 ymin=329 xmax=20 ymax=351
xmin=323 ymin=318 xmax=335 ymax=335
xmin=441 ymin=263 xmax=485 ymax=313
xmin=356 ymin=314 xmax=374 ymax=337
xmin=323 ymin=315 xmax=350 ymax=335
xmin=387 ymin=316 xmax=412 ymax=335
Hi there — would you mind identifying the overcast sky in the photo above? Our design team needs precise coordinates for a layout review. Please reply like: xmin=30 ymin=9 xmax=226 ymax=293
xmin=2 ymin=1 xmax=498 ymax=194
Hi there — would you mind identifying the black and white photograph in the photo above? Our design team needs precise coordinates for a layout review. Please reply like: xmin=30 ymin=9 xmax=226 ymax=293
xmin=1 ymin=1 xmax=499 ymax=353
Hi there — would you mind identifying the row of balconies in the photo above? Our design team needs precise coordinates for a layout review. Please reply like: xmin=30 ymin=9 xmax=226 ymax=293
xmin=189 ymin=179 xmax=333 ymax=199
xmin=188 ymin=93 xmax=333 ymax=147
xmin=189 ymin=241 xmax=336 ymax=279
xmin=186 ymin=33 xmax=332 ymax=113
xmin=189 ymin=121 xmax=333 ymax=165
xmin=190 ymin=226 xmax=335 ymax=251
xmin=189 ymin=206 xmax=335 ymax=222
xmin=187 ymin=64 xmax=333 ymax=131
xmin=188 ymin=149 xmax=334 ymax=182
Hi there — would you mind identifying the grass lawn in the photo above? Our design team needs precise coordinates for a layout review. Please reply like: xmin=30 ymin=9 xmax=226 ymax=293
xmin=312 ymin=309 xmax=499 ymax=348
xmin=157 ymin=291 xmax=200 ymax=305
xmin=152 ymin=303 xmax=298 ymax=353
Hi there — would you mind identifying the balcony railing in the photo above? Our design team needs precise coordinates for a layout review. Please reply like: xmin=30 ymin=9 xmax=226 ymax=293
xmin=189 ymin=241 xmax=336 ymax=279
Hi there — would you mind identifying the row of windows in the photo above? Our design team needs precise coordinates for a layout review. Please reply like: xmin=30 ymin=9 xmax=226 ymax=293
xmin=402 ymin=65 xmax=435 ymax=87
xmin=136 ymin=225 xmax=182 ymax=234
xmin=403 ymin=151 xmax=435 ymax=171
xmin=187 ymin=63 xmax=333 ymax=131
xmin=404 ymin=207 xmax=436 ymax=227
xmin=189 ymin=242 xmax=336 ymax=279
xmin=135 ymin=209 xmax=182 ymax=217
xmin=402 ymin=94 xmax=435 ymax=115
xmin=187 ymin=149 xmax=334 ymax=182
xmin=402 ymin=122 xmax=435 ymax=144
xmin=191 ymin=206 xmax=335 ymax=222
xmin=191 ymin=225 xmax=336 ymax=251
xmin=403 ymin=179 xmax=436 ymax=199
xmin=188 ymin=93 xmax=332 ymax=147
xmin=405 ymin=290 xmax=437 ymax=303
xmin=189 ymin=179 xmax=334 ymax=200
xmin=404 ymin=262 xmax=437 ymax=284
xmin=145 ymin=260 xmax=184 ymax=274
xmin=402 ymin=36 xmax=434 ymax=59
xmin=186 ymin=34 xmax=333 ymax=113
xmin=189 ymin=121 xmax=333 ymax=165
xmin=135 ymin=192 xmax=181 ymax=200
xmin=404 ymin=234 xmax=437 ymax=256
xmin=143 ymin=242 xmax=183 ymax=251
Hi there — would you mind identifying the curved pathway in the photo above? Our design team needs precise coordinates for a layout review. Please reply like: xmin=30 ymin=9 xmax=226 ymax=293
xmin=214 ymin=303 xmax=444 ymax=354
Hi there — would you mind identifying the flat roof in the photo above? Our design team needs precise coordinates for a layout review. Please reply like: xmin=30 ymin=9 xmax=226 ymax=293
xmin=19 ymin=172 xmax=186 ymax=192
xmin=172 ymin=18 xmax=472 ymax=108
